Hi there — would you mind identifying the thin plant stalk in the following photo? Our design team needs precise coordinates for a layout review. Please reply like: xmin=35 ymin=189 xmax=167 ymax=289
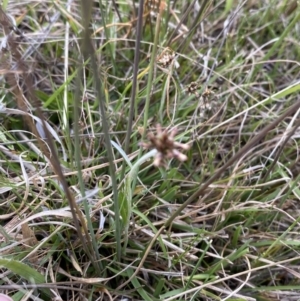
xmin=80 ymin=0 xmax=122 ymax=261
xmin=121 ymin=0 xmax=144 ymax=179
xmin=131 ymin=1 xmax=164 ymax=192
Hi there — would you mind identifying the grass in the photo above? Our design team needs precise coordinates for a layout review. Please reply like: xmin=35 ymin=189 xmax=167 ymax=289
xmin=0 ymin=0 xmax=300 ymax=300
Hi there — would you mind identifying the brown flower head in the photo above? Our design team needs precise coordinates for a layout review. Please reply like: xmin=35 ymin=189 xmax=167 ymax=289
xmin=156 ymin=47 xmax=175 ymax=68
xmin=140 ymin=124 xmax=190 ymax=167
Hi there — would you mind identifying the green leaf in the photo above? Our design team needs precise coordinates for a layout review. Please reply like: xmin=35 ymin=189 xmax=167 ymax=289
xmin=0 ymin=257 xmax=51 ymax=298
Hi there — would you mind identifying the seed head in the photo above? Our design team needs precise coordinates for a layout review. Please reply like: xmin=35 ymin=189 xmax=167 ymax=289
xmin=140 ymin=124 xmax=190 ymax=167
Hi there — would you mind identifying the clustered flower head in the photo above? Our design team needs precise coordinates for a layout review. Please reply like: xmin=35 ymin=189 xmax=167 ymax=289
xmin=140 ymin=124 xmax=191 ymax=167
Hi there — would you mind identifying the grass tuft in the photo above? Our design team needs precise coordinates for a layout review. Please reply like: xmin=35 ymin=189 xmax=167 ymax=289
xmin=0 ymin=0 xmax=300 ymax=300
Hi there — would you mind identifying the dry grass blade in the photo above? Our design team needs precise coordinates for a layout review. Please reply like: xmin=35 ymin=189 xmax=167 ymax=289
xmin=165 ymin=99 xmax=300 ymax=228
xmin=78 ymin=0 xmax=122 ymax=260
xmin=1 ymin=1 xmax=300 ymax=300
xmin=0 ymin=5 xmax=21 ymax=36
xmin=0 ymin=4 xmax=96 ymax=267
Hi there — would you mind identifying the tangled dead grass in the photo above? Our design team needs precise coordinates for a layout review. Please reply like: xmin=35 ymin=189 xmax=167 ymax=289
xmin=0 ymin=0 xmax=300 ymax=300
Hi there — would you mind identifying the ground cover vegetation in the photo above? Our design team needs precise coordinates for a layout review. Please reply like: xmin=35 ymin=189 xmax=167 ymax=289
xmin=0 ymin=0 xmax=300 ymax=300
